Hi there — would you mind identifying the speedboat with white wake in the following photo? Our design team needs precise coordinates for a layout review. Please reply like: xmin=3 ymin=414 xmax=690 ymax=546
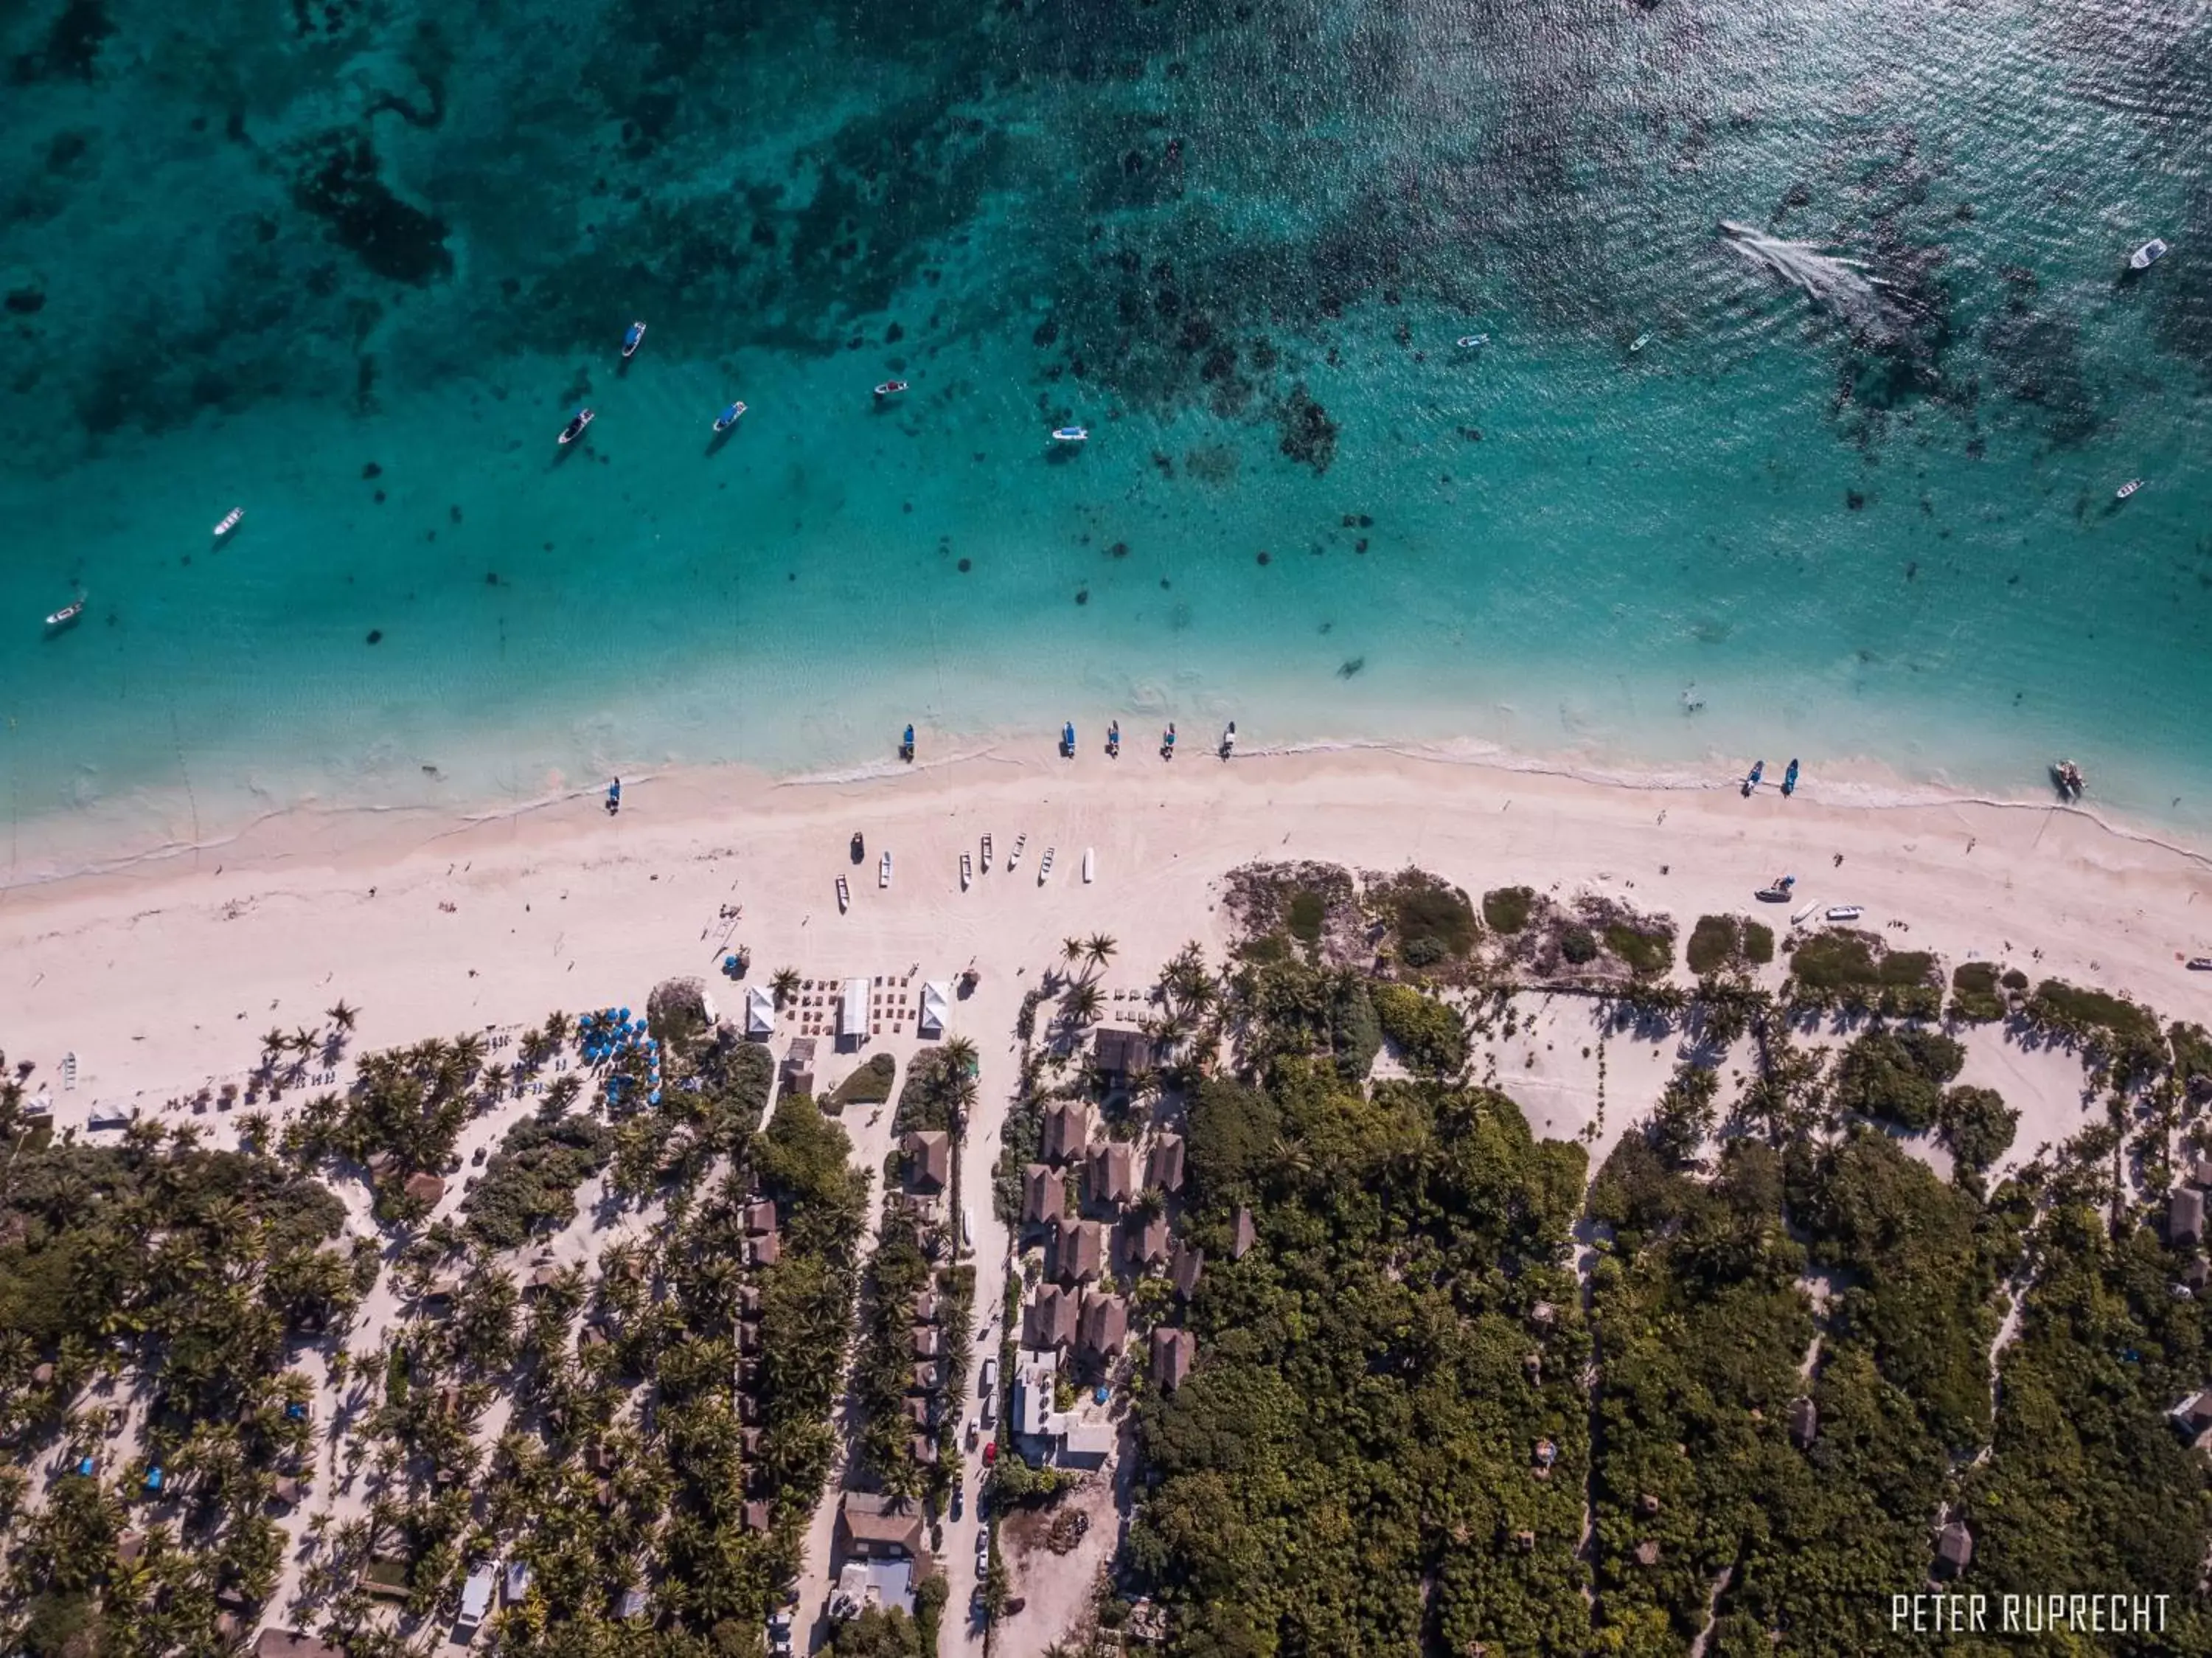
xmin=2131 ymin=239 xmax=2169 ymax=271
xmin=1051 ymin=426 xmax=1088 ymax=444
xmin=44 ymin=591 xmax=85 ymax=631
xmin=712 ymin=402 xmax=746 ymax=432
xmin=622 ymin=321 xmax=647 ymax=358
xmin=557 ymin=409 xmax=595 ymax=445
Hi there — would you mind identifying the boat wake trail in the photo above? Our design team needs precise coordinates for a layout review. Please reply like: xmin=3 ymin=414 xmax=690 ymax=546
xmin=1719 ymin=221 xmax=1902 ymax=340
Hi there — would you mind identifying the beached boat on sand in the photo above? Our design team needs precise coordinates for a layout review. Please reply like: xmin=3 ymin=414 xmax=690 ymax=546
xmin=836 ymin=875 xmax=850 ymax=913
xmin=880 ymin=850 xmax=893 ymax=889
xmin=1037 ymin=847 xmax=1055 ymax=886
xmin=1006 ymin=833 xmax=1025 ymax=873
xmin=1082 ymin=847 xmax=1095 ymax=884
xmin=961 ymin=852 xmax=973 ymax=890
xmin=1824 ymin=905 xmax=1863 ymax=923
xmin=981 ymin=833 xmax=993 ymax=873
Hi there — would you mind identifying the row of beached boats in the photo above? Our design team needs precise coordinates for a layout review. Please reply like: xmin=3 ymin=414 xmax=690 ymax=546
xmin=834 ymin=826 xmax=1096 ymax=913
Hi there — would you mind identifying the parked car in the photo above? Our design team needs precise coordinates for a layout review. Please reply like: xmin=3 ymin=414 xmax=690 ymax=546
xmin=951 ymin=1482 xmax=964 ymax=1521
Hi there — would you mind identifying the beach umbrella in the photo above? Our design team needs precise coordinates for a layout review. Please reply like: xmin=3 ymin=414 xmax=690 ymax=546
xmin=619 ymin=1007 xmax=630 ymax=1021
xmin=648 ymin=1089 xmax=661 ymax=1105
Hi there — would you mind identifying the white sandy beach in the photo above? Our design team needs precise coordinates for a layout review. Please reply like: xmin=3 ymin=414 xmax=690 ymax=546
xmin=5 ymin=742 xmax=2209 ymax=1152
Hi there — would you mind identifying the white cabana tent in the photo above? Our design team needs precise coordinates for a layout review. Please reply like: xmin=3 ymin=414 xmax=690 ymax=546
xmin=918 ymin=981 xmax=951 ymax=1038
xmin=744 ymin=986 xmax=775 ymax=1039
xmin=840 ymin=978 xmax=869 ymax=1044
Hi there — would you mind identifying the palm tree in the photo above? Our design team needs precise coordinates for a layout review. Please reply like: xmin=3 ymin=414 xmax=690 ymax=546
xmin=1061 ymin=937 xmax=1085 ymax=970
xmin=1083 ymin=932 xmax=1119 ymax=977
xmin=941 ymin=1036 xmax=979 ymax=1077
xmin=771 ymin=967 xmax=801 ymax=1007
xmin=327 ymin=999 xmax=359 ymax=1033
xmin=291 ymin=1025 xmax=320 ymax=1057
xmin=260 ymin=1028 xmax=289 ymax=1069
xmin=1062 ymin=981 xmax=1104 ymax=1028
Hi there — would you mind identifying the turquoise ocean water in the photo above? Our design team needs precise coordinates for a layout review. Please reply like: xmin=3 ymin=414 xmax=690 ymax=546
xmin=1 ymin=0 xmax=2209 ymax=873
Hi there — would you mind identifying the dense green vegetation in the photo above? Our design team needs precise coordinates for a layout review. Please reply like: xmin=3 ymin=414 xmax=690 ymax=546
xmin=1378 ymin=869 xmax=1480 ymax=962
xmin=831 ymin=1052 xmax=899 ymax=1110
xmin=464 ymin=1111 xmax=613 ymax=1249
xmin=1831 ymin=1027 xmax=1966 ymax=1133
xmin=1370 ymin=982 xmax=1468 ymax=1076
xmin=1785 ymin=933 xmax=1941 ymax=1017
xmin=1961 ymin=1203 xmax=2212 ymax=1637
xmin=1935 ymin=1086 xmax=2017 ymax=1179
xmin=1130 ymin=1064 xmax=1590 ymax=1654
xmin=1947 ymin=960 xmax=2008 ymax=1024
xmin=1686 ymin=915 xmax=1775 ymax=976
xmin=0 ymin=1122 xmax=347 ymax=1657
xmin=1482 ymin=886 xmax=1535 ymax=933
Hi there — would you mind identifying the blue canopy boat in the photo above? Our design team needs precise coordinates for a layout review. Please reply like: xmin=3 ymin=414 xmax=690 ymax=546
xmin=622 ymin=320 xmax=647 ymax=358
xmin=900 ymin=724 xmax=916 ymax=761
xmin=1742 ymin=760 xmax=1764 ymax=797
xmin=712 ymin=401 xmax=746 ymax=431
xmin=1060 ymin=721 xmax=1077 ymax=757
xmin=1781 ymin=758 xmax=1800 ymax=797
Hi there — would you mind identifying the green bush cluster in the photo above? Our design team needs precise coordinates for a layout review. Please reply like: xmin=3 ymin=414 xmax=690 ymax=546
xmin=1483 ymin=886 xmax=1535 ymax=934
xmin=1371 ymin=982 xmax=1470 ymax=1075
xmin=830 ymin=1052 xmax=899 ymax=1110
xmin=464 ymin=1112 xmax=614 ymax=1249
xmin=1832 ymin=1027 xmax=1966 ymax=1133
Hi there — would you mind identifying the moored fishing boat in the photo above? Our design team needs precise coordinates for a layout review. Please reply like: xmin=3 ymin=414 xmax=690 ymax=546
xmin=1051 ymin=426 xmax=1088 ymax=443
xmin=622 ymin=321 xmax=647 ymax=358
xmin=557 ymin=408 xmax=595 ymax=445
xmin=712 ymin=402 xmax=746 ymax=431
xmin=2115 ymin=478 xmax=2143 ymax=500
xmin=213 ymin=507 xmax=244 ymax=537
xmin=874 ymin=381 xmax=908 ymax=399
xmin=44 ymin=591 xmax=85 ymax=630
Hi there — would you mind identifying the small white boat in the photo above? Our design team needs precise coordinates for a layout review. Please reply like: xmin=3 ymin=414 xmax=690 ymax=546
xmin=61 ymin=1050 xmax=77 ymax=1091
xmin=44 ymin=592 xmax=85 ymax=630
xmin=2132 ymin=238 xmax=2169 ymax=271
xmin=1082 ymin=847 xmax=1095 ymax=884
xmin=1630 ymin=333 xmax=1651 ymax=353
xmin=213 ymin=507 xmax=244 ymax=537
xmin=1006 ymin=833 xmax=1026 ymax=872
xmin=1455 ymin=333 xmax=1489 ymax=349
xmin=874 ymin=381 xmax=908 ymax=398
xmin=1051 ymin=426 xmax=1088 ymax=443
xmin=1790 ymin=901 xmax=1818 ymax=926
xmin=836 ymin=875 xmax=851 ymax=913
xmin=1037 ymin=847 xmax=1055 ymax=886
xmin=557 ymin=409 xmax=595 ymax=445
xmin=981 ymin=833 xmax=993 ymax=873
xmin=1823 ymin=905 xmax=1863 ymax=923
xmin=880 ymin=850 xmax=893 ymax=889
xmin=712 ymin=402 xmax=746 ymax=432
xmin=2116 ymin=478 xmax=2143 ymax=500
xmin=961 ymin=852 xmax=973 ymax=891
